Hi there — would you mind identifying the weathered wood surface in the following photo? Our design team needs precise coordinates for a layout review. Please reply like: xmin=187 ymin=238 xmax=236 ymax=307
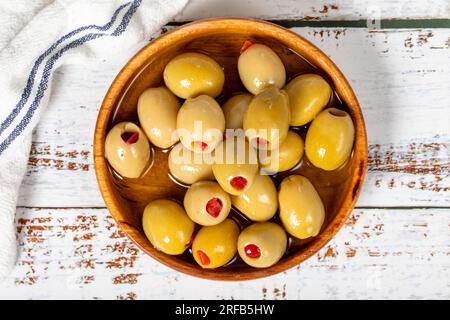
xmin=176 ymin=0 xmax=450 ymax=21
xmin=0 ymin=207 xmax=447 ymax=299
xmin=17 ymin=27 xmax=450 ymax=208
xmin=4 ymin=1 xmax=450 ymax=299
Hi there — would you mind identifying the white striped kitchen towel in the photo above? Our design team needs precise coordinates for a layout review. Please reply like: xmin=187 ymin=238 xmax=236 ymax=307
xmin=0 ymin=0 xmax=189 ymax=280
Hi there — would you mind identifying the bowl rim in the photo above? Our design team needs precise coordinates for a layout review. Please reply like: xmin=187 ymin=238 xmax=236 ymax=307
xmin=93 ymin=17 xmax=368 ymax=281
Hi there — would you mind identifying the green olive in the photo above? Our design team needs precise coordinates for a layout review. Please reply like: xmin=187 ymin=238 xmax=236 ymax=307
xmin=177 ymin=95 xmax=225 ymax=154
xmin=243 ymin=86 xmax=290 ymax=150
xmin=142 ymin=199 xmax=195 ymax=255
xmin=168 ymin=143 xmax=214 ymax=185
xmin=222 ymin=94 xmax=253 ymax=129
xmin=279 ymin=175 xmax=325 ymax=239
xmin=284 ymin=74 xmax=332 ymax=126
xmin=231 ymin=174 xmax=277 ymax=221
xmin=259 ymin=130 xmax=304 ymax=173
xmin=237 ymin=222 xmax=287 ymax=268
xmin=105 ymin=122 xmax=150 ymax=178
xmin=184 ymin=181 xmax=231 ymax=226
xmin=212 ymin=136 xmax=259 ymax=195
xmin=192 ymin=219 xmax=239 ymax=269
xmin=163 ymin=52 xmax=225 ymax=99
xmin=238 ymin=43 xmax=286 ymax=95
xmin=137 ymin=87 xmax=180 ymax=149
xmin=305 ymin=108 xmax=355 ymax=171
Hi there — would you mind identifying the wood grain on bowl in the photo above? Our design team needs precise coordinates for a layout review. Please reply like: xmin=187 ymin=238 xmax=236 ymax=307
xmin=93 ymin=18 xmax=367 ymax=280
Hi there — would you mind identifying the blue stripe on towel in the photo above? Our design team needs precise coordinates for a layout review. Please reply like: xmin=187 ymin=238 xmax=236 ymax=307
xmin=0 ymin=2 xmax=132 ymax=136
xmin=0 ymin=0 xmax=142 ymax=155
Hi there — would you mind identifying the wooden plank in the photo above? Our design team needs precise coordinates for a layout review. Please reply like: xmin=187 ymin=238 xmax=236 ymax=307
xmin=16 ymin=27 xmax=449 ymax=207
xmin=252 ymin=20 xmax=450 ymax=29
xmin=307 ymin=27 xmax=450 ymax=206
xmin=0 ymin=207 xmax=448 ymax=299
xmin=175 ymin=0 xmax=450 ymax=21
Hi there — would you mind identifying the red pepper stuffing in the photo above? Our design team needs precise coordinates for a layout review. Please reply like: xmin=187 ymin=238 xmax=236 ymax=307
xmin=206 ymin=198 xmax=222 ymax=218
xmin=194 ymin=140 xmax=208 ymax=151
xmin=197 ymin=250 xmax=210 ymax=265
xmin=240 ymin=40 xmax=254 ymax=54
xmin=244 ymin=244 xmax=261 ymax=258
xmin=255 ymin=137 xmax=269 ymax=146
xmin=230 ymin=176 xmax=247 ymax=190
xmin=121 ymin=131 xmax=139 ymax=144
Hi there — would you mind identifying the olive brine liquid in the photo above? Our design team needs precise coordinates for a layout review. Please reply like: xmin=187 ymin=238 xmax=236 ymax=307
xmin=108 ymin=35 xmax=354 ymax=269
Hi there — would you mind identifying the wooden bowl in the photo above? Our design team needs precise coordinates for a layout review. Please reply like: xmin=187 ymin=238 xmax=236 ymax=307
xmin=93 ymin=18 xmax=367 ymax=281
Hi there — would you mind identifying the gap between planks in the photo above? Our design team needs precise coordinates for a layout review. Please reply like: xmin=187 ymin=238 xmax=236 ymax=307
xmin=168 ymin=19 xmax=450 ymax=29
xmin=174 ymin=0 xmax=450 ymax=22
xmin=4 ymin=207 xmax=448 ymax=299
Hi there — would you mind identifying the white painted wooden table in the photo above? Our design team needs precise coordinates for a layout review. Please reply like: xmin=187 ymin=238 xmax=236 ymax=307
xmin=1 ymin=0 xmax=449 ymax=299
